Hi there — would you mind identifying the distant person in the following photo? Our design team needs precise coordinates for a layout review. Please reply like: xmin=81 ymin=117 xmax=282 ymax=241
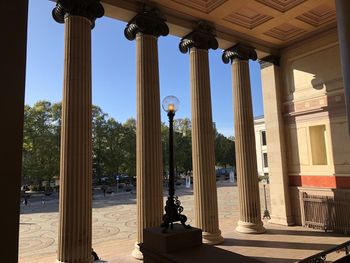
xmin=102 ymin=187 xmax=106 ymax=197
xmin=24 ymin=195 xmax=28 ymax=206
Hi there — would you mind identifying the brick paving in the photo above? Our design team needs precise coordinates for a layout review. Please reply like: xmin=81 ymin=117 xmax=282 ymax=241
xmin=19 ymin=182 xmax=349 ymax=262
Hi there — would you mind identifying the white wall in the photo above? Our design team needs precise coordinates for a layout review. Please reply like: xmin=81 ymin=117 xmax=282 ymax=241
xmin=254 ymin=117 xmax=268 ymax=177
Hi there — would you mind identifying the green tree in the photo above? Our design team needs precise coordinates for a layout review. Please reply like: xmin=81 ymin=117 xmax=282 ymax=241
xmin=22 ymin=101 xmax=60 ymax=188
xmin=174 ymin=118 xmax=191 ymax=136
xmin=121 ymin=118 xmax=136 ymax=181
xmin=103 ymin=118 xmax=125 ymax=181
xmin=215 ymin=131 xmax=236 ymax=172
xmin=92 ymin=106 xmax=108 ymax=183
xmin=162 ymin=118 xmax=192 ymax=176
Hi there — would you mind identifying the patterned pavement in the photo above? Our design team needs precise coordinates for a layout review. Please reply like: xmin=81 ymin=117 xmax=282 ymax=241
xmin=18 ymin=181 xmax=245 ymax=261
xmin=19 ymin=182 xmax=349 ymax=263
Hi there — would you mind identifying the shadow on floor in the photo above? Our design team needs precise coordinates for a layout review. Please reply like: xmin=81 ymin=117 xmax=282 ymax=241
xmin=254 ymin=256 xmax=299 ymax=263
xmin=264 ymin=228 xmax=349 ymax=238
xmin=221 ymin=238 xmax=336 ymax=251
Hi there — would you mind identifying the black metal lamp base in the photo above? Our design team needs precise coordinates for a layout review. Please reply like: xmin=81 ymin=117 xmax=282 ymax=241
xmin=263 ymin=209 xmax=271 ymax=220
xmin=161 ymin=196 xmax=191 ymax=233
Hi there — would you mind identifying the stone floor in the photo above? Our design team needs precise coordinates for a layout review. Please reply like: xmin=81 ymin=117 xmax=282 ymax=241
xmin=18 ymin=182 xmax=350 ymax=262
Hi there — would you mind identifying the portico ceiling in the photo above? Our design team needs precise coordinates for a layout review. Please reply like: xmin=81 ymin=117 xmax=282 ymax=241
xmin=102 ymin=0 xmax=336 ymax=55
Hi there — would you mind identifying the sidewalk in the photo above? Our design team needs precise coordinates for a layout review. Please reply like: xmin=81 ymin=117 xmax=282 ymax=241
xmin=19 ymin=182 xmax=349 ymax=262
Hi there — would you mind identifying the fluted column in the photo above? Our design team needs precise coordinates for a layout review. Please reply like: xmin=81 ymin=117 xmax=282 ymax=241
xmin=335 ymin=0 xmax=350 ymax=134
xmin=2 ymin=1 xmax=28 ymax=262
xmin=124 ymin=8 xmax=169 ymax=259
xmin=52 ymin=2 xmax=104 ymax=262
xmin=179 ymin=22 xmax=223 ymax=244
xmin=223 ymin=44 xmax=265 ymax=234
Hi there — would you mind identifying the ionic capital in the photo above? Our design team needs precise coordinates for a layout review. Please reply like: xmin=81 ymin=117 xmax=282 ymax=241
xmin=179 ymin=21 xmax=218 ymax=53
xmin=52 ymin=0 xmax=104 ymax=28
xmin=124 ymin=7 xmax=169 ymax=40
xmin=222 ymin=43 xmax=257 ymax=64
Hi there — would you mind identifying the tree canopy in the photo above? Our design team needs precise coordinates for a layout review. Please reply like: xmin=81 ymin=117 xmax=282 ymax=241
xmin=22 ymin=101 xmax=235 ymax=186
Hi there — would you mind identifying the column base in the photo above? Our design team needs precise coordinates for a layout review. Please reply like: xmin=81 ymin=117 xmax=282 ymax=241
xmin=236 ymin=220 xmax=265 ymax=234
xmin=268 ymin=215 xmax=294 ymax=226
xmin=131 ymin=242 xmax=143 ymax=260
xmin=56 ymin=256 xmax=93 ymax=263
xmin=202 ymin=230 xmax=224 ymax=245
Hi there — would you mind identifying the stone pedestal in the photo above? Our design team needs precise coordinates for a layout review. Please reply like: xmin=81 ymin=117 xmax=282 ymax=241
xmin=140 ymin=224 xmax=202 ymax=262
xmin=140 ymin=224 xmax=262 ymax=263
xmin=57 ymin=15 xmax=93 ymax=263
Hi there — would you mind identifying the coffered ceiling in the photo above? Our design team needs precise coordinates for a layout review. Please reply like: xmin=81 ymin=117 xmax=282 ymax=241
xmin=102 ymin=0 xmax=337 ymax=54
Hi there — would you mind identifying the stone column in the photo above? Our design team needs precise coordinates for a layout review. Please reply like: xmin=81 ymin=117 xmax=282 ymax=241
xmin=259 ymin=56 xmax=294 ymax=226
xmin=335 ymin=0 xmax=350 ymax=134
xmin=52 ymin=2 xmax=104 ymax=262
xmin=179 ymin=22 xmax=223 ymax=244
xmin=1 ymin=1 xmax=28 ymax=261
xmin=124 ymin=8 xmax=169 ymax=259
xmin=223 ymin=44 xmax=265 ymax=234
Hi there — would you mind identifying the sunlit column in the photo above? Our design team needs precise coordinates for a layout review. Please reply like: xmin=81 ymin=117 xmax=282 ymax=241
xmin=335 ymin=0 xmax=350 ymax=134
xmin=52 ymin=1 xmax=104 ymax=262
xmin=179 ymin=22 xmax=223 ymax=244
xmin=223 ymin=44 xmax=265 ymax=234
xmin=124 ymin=8 xmax=169 ymax=259
xmin=259 ymin=56 xmax=294 ymax=226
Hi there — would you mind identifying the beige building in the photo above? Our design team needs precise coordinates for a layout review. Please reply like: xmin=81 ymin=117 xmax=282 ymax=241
xmin=3 ymin=0 xmax=350 ymax=262
xmin=254 ymin=116 xmax=269 ymax=178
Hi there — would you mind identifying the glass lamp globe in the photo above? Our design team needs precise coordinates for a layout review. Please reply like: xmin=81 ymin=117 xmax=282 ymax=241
xmin=162 ymin=96 xmax=180 ymax=113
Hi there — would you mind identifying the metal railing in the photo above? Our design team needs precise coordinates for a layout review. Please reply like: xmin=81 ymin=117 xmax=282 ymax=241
xmin=298 ymin=240 xmax=350 ymax=263
xmin=300 ymin=192 xmax=350 ymax=234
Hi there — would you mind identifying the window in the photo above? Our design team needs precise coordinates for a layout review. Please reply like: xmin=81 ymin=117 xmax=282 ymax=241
xmin=261 ymin=131 xmax=267 ymax=146
xmin=263 ymin=152 xmax=268 ymax=168
xmin=309 ymin=125 xmax=328 ymax=165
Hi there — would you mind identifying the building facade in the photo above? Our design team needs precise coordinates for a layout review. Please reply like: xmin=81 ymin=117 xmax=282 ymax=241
xmin=3 ymin=0 xmax=350 ymax=262
xmin=254 ymin=116 xmax=269 ymax=179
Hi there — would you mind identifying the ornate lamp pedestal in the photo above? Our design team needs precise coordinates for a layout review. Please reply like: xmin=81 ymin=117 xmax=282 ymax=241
xmin=161 ymin=96 xmax=190 ymax=232
xmin=139 ymin=96 xmax=201 ymax=262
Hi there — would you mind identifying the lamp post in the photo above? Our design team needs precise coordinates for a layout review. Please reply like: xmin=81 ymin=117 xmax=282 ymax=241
xmin=161 ymin=96 xmax=190 ymax=232
xmin=262 ymin=182 xmax=271 ymax=220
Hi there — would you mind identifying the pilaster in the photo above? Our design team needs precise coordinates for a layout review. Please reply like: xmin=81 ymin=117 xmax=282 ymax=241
xmin=259 ymin=56 xmax=294 ymax=226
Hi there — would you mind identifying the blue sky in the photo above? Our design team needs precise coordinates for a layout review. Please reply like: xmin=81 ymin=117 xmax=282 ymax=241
xmin=25 ymin=0 xmax=264 ymax=137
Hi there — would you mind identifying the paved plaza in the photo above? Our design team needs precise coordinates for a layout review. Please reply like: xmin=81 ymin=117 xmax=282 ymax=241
xmin=19 ymin=182 xmax=349 ymax=262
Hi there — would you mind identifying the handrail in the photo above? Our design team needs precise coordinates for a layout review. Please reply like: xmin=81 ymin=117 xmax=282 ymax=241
xmin=298 ymin=240 xmax=350 ymax=263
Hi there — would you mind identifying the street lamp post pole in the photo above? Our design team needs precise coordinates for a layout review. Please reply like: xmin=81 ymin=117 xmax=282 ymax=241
xmin=168 ymin=111 xmax=175 ymax=199
xmin=161 ymin=96 xmax=190 ymax=232
xmin=263 ymin=183 xmax=271 ymax=220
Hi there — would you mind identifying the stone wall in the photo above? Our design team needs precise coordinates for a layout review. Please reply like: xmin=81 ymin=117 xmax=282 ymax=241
xmin=278 ymin=28 xmax=350 ymax=224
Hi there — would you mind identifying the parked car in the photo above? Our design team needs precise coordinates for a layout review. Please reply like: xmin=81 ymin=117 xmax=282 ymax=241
xmin=115 ymin=174 xmax=130 ymax=183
